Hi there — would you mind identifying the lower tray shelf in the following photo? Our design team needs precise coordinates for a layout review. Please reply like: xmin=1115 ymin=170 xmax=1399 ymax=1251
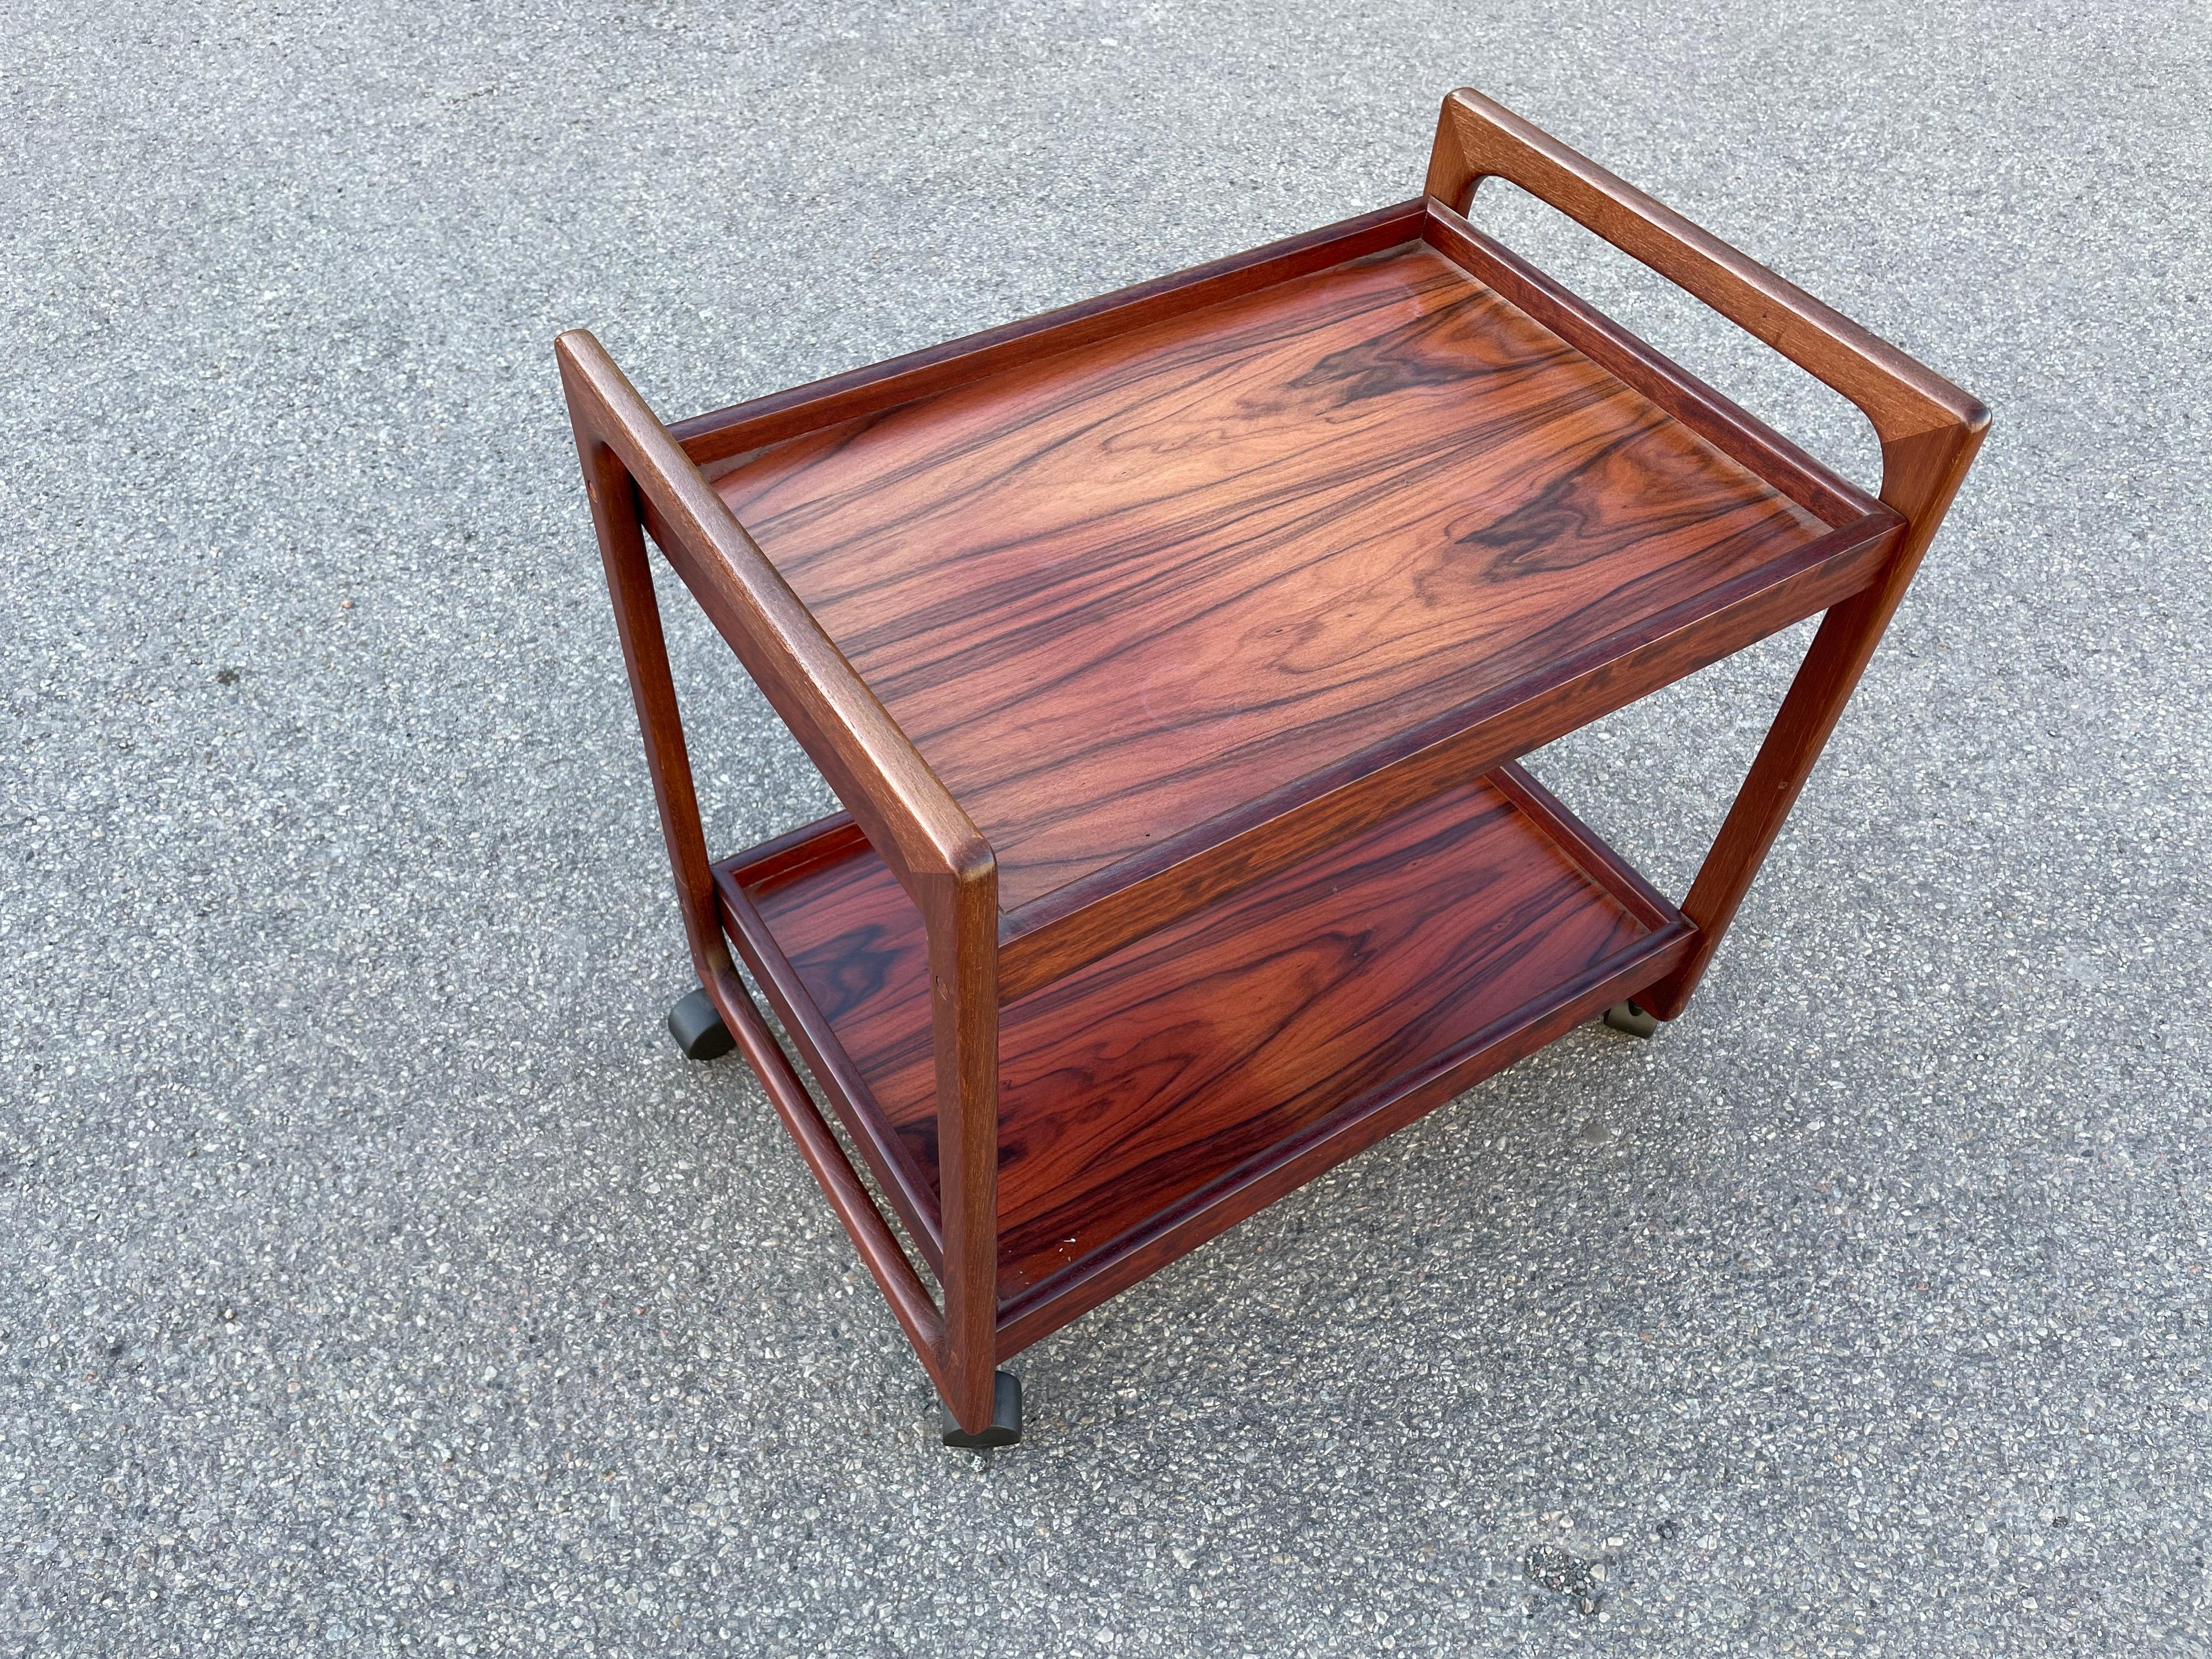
xmin=714 ymin=764 xmax=1692 ymax=1352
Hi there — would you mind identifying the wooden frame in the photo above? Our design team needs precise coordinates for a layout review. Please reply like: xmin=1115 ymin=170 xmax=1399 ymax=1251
xmin=559 ymin=88 xmax=1986 ymax=1439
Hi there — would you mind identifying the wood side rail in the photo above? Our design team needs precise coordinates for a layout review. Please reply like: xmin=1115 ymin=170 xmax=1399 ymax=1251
xmin=556 ymin=332 xmax=1005 ymax=1436
xmin=1426 ymin=87 xmax=1990 ymax=1015
xmin=554 ymin=331 xmax=989 ymax=905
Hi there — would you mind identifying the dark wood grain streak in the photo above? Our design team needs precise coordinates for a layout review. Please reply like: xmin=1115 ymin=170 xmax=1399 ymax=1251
xmin=1418 ymin=202 xmax=1882 ymax=529
xmin=733 ymin=769 xmax=1683 ymax=1311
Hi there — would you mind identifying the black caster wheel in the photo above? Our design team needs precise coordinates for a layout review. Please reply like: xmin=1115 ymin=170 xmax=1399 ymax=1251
xmin=1602 ymin=999 xmax=1660 ymax=1039
xmin=667 ymin=987 xmax=735 ymax=1061
xmin=940 ymin=1372 xmax=1022 ymax=1449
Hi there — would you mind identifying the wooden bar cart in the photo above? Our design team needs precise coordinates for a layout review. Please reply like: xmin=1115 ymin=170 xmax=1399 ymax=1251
xmin=559 ymin=90 xmax=1986 ymax=1446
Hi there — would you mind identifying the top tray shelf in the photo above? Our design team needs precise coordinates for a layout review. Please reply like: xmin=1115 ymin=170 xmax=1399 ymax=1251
xmin=676 ymin=197 xmax=1903 ymax=996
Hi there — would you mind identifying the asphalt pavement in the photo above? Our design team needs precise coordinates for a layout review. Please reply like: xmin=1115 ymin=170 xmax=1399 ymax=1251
xmin=4 ymin=1 xmax=2209 ymax=1652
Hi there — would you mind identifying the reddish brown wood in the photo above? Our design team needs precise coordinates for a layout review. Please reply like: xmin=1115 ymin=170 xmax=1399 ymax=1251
xmin=996 ymin=920 xmax=1687 ymax=1355
xmin=1639 ymin=408 xmax=1985 ymax=1018
xmin=562 ymin=87 xmax=1985 ymax=1433
xmin=1420 ymin=88 xmax=1987 ymax=1019
xmin=924 ymin=855 xmax=1000 ymax=1431
xmin=568 ymin=435 xmax=733 ymax=998
xmin=721 ymin=810 xmax=869 ymax=895
xmin=731 ymin=767 xmax=1687 ymax=1322
xmin=1487 ymin=761 xmax=1679 ymax=933
xmin=703 ymin=959 xmax=955 ymax=1393
xmin=560 ymin=335 xmax=1009 ymax=1436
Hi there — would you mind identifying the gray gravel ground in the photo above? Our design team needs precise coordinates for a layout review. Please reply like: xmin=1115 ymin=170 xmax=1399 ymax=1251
xmin=5 ymin=1 xmax=2209 ymax=1653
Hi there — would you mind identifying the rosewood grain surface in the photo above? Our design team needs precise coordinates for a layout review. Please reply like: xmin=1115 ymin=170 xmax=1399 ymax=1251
xmin=711 ymin=241 xmax=1836 ymax=919
xmin=743 ymin=770 xmax=1672 ymax=1302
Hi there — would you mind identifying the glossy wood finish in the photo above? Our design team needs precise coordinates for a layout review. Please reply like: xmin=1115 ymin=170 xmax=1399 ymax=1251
xmin=709 ymin=237 xmax=1887 ymax=937
xmin=718 ymin=765 xmax=1689 ymax=1344
xmin=562 ymin=88 xmax=1986 ymax=1432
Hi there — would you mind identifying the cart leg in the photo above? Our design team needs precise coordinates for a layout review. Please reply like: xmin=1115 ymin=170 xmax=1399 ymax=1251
xmin=667 ymin=987 xmax=735 ymax=1061
xmin=939 ymin=1371 xmax=1023 ymax=1448
xmin=1642 ymin=414 xmax=1987 ymax=1021
xmin=1602 ymin=1000 xmax=1660 ymax=1039
xmin=925 ymin=865 xmax=1006 ymax=1441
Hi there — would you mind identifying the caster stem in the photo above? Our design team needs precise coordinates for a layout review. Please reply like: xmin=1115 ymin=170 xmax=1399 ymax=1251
xmin=1603 ymin=999 xmax=1660 ymax=1039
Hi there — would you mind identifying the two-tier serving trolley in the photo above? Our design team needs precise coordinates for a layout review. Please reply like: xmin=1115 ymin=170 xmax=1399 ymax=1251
xmin=559 ymin=91 xmax=1986 ymax=1444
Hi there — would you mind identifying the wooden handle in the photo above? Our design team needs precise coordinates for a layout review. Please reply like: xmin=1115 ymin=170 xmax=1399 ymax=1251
xmin=556 ymin=328 xmax=994 ymax=898
xmin=1423 ymin=88 xmax=1988 ymax=504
